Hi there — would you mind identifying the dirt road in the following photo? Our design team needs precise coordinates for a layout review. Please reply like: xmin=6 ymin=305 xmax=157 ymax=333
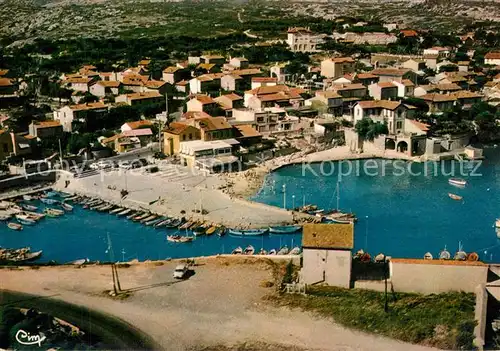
xmin=0 ymin=258 xmax=437 ymax=351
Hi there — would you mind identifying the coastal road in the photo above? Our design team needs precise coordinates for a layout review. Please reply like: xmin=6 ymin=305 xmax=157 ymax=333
xmin=0 ymin=290 xmax=160 ymax=350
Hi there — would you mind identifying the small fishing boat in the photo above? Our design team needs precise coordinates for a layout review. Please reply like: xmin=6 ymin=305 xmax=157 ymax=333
xmin=145 ymin=217 xmax=163 ymax=226
xmin=187 ymin=221 xmax=200 ymax=230
xmin=23 ymin=211 xmax=44 ymax=220
xmin=40 ymin=198 xmax=59 ymax=205
xmin=15 ymin=214 xmax=36 ymax=223
xmin=448 ymin=193 xmax=463 ymax=201
xmin=60 ymin=202 xmax=73 ymax=211
xmin=166 ymin=218 xmax=183 ymax=228
xmin=268 ymin=249 xmax=277 ymax=255
xmin=167 ymin=235 xmax=194 ymax=243
xmin=109 ymin=207 xmax=124 ymax=214
xmin=23 ymin=195 xmax=33 ymax=201
xmin=205 ymin=225 xmax=217 ymax=235
xmin=217 ymin=226 xmax=226 ymax=237
xmin=45 ymin=191 xmax=59 ymax=198
xmin=289 ymin=247 xmax=301 ymax=255
xmin=467 ymin=252 xmax=479 ymax=261
xmin=59 ymin=192 xmax=71 ymax=198
xmin=231 ymin=246 xmax=243 ymax=255
xmin=21 ymin=204 xmax=38 ymax=211
xmin=17 ymin=218 xmax=36 ymax=226
xmin=69 ymin=258 xmax=89 ymax=265
xmin=326 ymin=217 xmax=354 ymax=224
xmin=244 ymin=245 xmax=255 ymax=255
xmin=449 ymin=178 xmax=467 ymax=187
xmin=179 ymin=220 xmax=193 ymax=230
xmin=495 ymin=219 xmax=500 ymax=228
xmin=269 ymin=225 xmax=301 ymax=234
xmin=154 ymin=218 xmax=171 ymax=228
xmin=90 ymin=202 xmax=105 ymax=210
xmin=126 ymin=211 xmax=138 ymax=220
xmin=7 ymin=222 xmax=22 ymax=231
xmin=44 ymin=208 xmax=64 ymax=217
xmin=454 ymin=242 xmax=467 ymax=261
xmin=439 ymin=246 xmax=451 ymax=260
xmin=193 ymin=226 xmax=206 ymax=236
xmin=64 ymin=195 xmax=79 ymax=202
xmin=228 ymin=228 xmax=268 ymax=236
xmin=424 ymin=252 xmax=433 ymax=260
xmin=277 ymin=246 xmax=289 ymax=255
xmin=117 ymin=208 xmax=132 ymax=217
xmin=98 ymin=204 xmax=114 ymax=212
xmin=0 ymin=247 xmax=42 ymax=263
xmin=258 ymin=248 xmax=267 ymax=255
xmin=140 ymin=215 xmax=157 ymax=224
xmin=133 ymin=213 xmax=150 ymax=222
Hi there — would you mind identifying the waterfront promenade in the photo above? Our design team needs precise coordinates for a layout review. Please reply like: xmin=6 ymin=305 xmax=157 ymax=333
xmin=54 ymin=163 xmax=295 ymax=228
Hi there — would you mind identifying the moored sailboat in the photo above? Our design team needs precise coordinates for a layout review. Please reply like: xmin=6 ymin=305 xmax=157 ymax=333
xmin=269 ymin=225 xmax=301 ymax=234
xmin=228 ymin=228 xmax=268 ymax=236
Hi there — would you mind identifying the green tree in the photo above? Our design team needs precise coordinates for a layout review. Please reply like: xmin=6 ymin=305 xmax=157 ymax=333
xmin=355 ymin=119 xmax=388 ymax=141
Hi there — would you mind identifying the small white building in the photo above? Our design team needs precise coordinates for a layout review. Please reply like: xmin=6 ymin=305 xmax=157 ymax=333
xmin=485 ymin=52 xmax=500 ymax=66
xmin=251 ymin=77 xmax=278 ymax=90
xmin=423 ymin=47 xmax=452 ymax=58
xmin=53 ymin=102 xmax=108 ymax=132
xmin=287 ymin=27 xmax=322 ymax=53
xmin=300 ymin=223 xmax=354 ymax=288
xmin=178 ymin=139 xmax=239 ymax=172
xmin=353 ymin=100 xmax=408 ymax=135
xmin=89 ymin=81 xmax=121 ymax=97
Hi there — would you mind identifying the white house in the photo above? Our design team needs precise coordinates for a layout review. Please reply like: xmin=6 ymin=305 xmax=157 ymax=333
xmin=251 ymin=77 xmax=277 ymax=90
xmin=53 ymin=102 xmax=108 ymax=132
xmin=62 ymin=77 xmax=93 ymax=93
xmin=353 ymin=100 xmax=408 ymax=135
xmin=392 ymin=79 xmax=415 ymax=97
xmin=485 ymin=52 xmax=500 ymax=66
xmin=229 ymin=57 xmax=249 ymax=69
xmin=300 ymin=223 xmax=354 ymax=288
xmin=423 ymin=47 xmax=452 ymax=58
xmin=89 ymin=81 xmax=121 ymax=97
xmin=287 ymin=27 xmax=322 ymax=53
xmin=189 ymin=74 xmax=223 ymax=94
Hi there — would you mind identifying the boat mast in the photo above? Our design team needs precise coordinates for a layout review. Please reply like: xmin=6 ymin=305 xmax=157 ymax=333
xmin=336 ymin=181 xmax=340 ymax=211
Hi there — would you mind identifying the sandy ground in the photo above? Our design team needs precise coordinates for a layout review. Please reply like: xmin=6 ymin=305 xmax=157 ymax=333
xmin=54 ymin=163 xmax=295 ymax=228
xmin=0 ymin=258 xmax=436 ymax=351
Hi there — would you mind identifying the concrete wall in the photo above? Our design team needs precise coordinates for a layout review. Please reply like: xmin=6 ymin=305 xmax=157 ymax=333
xmin=302 ymin=248 xmax=351 ymax=288
xmin=390 ymin=260 xmax=488 ymax=294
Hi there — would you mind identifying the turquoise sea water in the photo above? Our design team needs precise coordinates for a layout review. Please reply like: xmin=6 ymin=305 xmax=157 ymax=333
xmin=1 ymin=148 xmax=499 ymax=263
xmin=0 ymin=203 xmax=301 ymax=263
xmin=251 ymin=148 xmax=500 ymax=262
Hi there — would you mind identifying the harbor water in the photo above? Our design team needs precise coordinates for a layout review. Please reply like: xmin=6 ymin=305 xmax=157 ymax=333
xmin=0 ymin=202 xmax=301 ymax=263
xmin=0 ymin=147 xmax=499 ymax=263
xmin=252 ymin=148 xmax=500 ymax=262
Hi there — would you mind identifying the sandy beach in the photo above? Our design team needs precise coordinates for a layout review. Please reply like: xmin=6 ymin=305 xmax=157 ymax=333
xmin=0 ymin=257 xmax=437 ymax=351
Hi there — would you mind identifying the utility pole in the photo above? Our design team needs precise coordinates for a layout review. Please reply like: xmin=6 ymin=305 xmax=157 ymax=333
xmin=58 ymin=139 xmax=63 ymax=166
xmin=106 ymin=232 xmax=121 ymax=294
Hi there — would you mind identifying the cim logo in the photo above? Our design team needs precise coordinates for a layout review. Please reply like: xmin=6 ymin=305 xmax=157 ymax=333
xmin=15 ymin=329 xmax=46 ymax=347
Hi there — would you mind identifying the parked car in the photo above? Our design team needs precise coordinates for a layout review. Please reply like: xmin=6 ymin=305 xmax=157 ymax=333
xmin=173 ymin=264 xmax=189 ymax=279
xmin=119 ymin=161 xmax=133 ymax=170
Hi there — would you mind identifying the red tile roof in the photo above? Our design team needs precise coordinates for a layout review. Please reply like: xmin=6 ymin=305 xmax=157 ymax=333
xmin=124 ymin=120 xmax=153 ymax=130
xmin=357 ymin=100 xmax=401 ymax=110
xmin=400 ymin=29 xmax=418 ymax=37
xmin=485 ymin=52 xmax=500 ymax=60
xmin=193 ymin=94 xmax=215 ymax=105
xmin=163 ymin=122 xmax=191 ymax=135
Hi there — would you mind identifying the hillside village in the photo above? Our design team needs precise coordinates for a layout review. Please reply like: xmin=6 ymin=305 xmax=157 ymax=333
xmin=0 ymin=21 xmax=499 ymax=175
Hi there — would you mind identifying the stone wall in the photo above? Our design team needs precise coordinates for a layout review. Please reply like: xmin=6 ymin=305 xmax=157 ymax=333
xmin=390 ymin=259 xmax=488 ymax=294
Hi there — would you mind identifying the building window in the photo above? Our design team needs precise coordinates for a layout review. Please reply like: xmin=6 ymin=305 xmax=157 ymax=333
xmin=396 ymin=121 xmax=403 ymax=129
xmin=183 ymin=135 xmax=186 ymax=141
xmin=189 ymin=133 xmax=192 ymax=140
